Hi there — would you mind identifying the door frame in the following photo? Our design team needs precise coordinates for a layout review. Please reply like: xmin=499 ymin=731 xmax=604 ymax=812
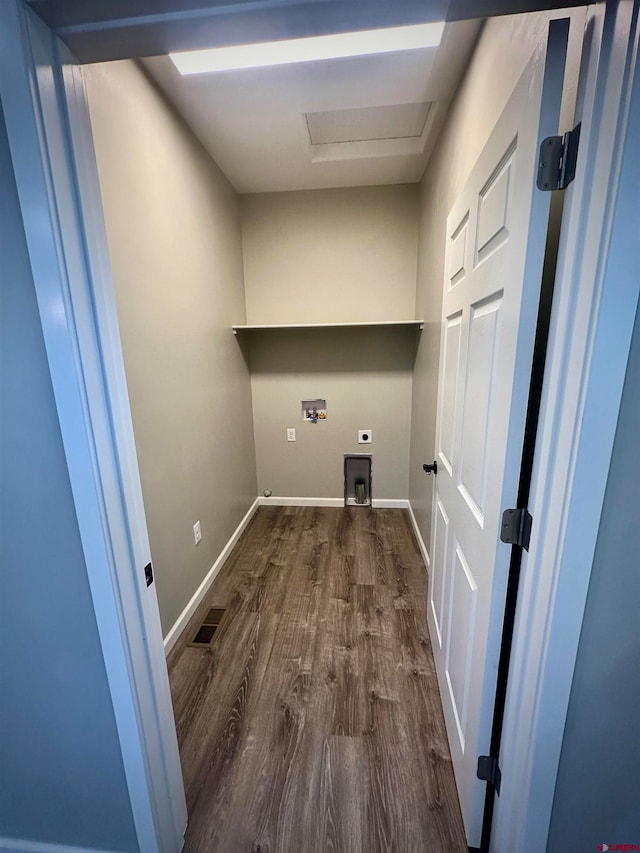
xmin=1 ymin=0 xmax=638 ymax=851
xmin=492 ymin=1 xmax=640 ymax=849
xmin=0 ymin=2 xmax=187 ymax=851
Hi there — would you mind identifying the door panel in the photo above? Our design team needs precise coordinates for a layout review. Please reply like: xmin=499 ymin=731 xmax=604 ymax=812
xmin=448 ymin=213 xmax=469 ymax=288
xmin=475 ymin=145 xmax=516 ymax=262
xmin=459 ymin=291 xmax=503 ymax=523
xmin=430 ymin=496 xmax=451 ymax=648
xmin=445 ymin=542 xmax=478 ymax=747
xmin=439 ymin=311 xmax=463 ymax=473
xmin=429 ymin=20 xmax=569 ymax=847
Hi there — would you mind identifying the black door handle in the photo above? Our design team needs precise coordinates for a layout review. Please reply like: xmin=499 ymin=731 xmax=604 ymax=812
xmin=423 ymin=461 xmax=438 ymax=475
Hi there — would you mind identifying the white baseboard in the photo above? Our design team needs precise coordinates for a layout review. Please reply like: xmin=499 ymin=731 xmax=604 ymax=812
xmin=258 ymin=496 xmax=344 ymax=507
xmin=258 ymin=496 xmax=410 ymax=509
xmin=372 ymin=498 xmax=409 ymax=509
xmin=163 ymin=497 xmax=260 ymax=655
xmin=0 ymin=839 xmax=117 ymax=853
xmin=407 ymin=500 xmax=431 ymax=572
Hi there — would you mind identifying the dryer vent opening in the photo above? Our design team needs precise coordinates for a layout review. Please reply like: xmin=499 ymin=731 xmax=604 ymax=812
xmin=344 ymin=454 xmax=372 ymax=507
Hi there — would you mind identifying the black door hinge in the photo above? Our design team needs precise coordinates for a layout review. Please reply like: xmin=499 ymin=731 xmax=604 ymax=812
xmin=500 ymin=507 xmax=533 ymax=551
xmin=537 ymin=122 xmax=581 ymax=191
xmin=477 ymin=754 xmax=502 ymax=795
xmin=144 ymin=562 xmax=154 ymax=587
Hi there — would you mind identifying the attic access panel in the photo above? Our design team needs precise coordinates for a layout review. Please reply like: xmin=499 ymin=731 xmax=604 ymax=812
xmin=305 ymin=102 xmax=432 ymax=145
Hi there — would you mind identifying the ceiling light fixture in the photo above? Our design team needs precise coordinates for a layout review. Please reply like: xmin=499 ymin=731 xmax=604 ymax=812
xmin=169 ymin=22 xmax=445 ymax=75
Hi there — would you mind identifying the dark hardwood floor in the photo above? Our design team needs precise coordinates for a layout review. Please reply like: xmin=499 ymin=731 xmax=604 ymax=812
xmin=167 ymin=506 xmax=467 ymax=852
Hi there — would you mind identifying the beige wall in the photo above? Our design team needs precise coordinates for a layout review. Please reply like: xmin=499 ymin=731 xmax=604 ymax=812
xmin=85 ymin=60 xmax=257 ymax=636
xmin=408 ymin=9 xmax=587 ymax=554
xmin=241 ymin=184 xmax=420 ymax=499
xmin=241 ymin=185 xmax=419 ymax=324
xmin=248 ymin=326 xmax=416 ymax=499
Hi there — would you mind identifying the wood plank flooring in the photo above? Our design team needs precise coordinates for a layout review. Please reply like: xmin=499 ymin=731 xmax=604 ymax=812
xmin=167 ymin=506 xmax=467 ymax=852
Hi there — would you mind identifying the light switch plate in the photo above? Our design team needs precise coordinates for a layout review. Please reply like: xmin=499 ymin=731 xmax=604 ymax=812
xmin=193 ymin=520 xmax=202 ymax=545
xmin=358 ymin=429 xmax=372 ymax=444
xmin=287 ymin=428 xmax=296 ymax=442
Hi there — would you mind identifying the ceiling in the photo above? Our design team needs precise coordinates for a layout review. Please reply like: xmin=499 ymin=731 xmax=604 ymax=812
xmin=141 ymin=20 xmax=481 ymax=193
xmin=28 ymin=0 xmax=589 ymax=195
xmin=29 ymin=1 xmax=591 ymax=62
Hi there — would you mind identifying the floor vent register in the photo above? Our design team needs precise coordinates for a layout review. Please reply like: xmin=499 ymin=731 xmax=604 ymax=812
xmin=188 ymin=607 xmax=226 ymax=647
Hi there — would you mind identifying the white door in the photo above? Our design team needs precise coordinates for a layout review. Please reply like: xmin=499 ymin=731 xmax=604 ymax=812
xmin=428 ymin=20 xmax=570 ymax=847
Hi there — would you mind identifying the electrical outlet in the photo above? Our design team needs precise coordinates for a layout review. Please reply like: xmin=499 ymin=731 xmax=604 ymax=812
xmin=358 ymin=429 xmax=372 ymax=444
xmin=287 ymin=428 xmax=296 ymax=442
xmin=193 ymin=520 xmax=202 ymax=545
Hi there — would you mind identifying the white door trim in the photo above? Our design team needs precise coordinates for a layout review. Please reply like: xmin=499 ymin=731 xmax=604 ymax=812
xmin=0 ymin=838 xmax=117 ymax=853
xmin=493 ymin=2 xmax=640 ymax=850
xmin=2 ymin=1 xmax=637 ymax=850
xmin=0 ymin=2 xmax=187 ymax=851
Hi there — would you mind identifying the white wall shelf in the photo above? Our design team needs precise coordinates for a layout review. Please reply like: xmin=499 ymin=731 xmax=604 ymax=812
xmin=232 ymin=320 xmax=423 ymax=334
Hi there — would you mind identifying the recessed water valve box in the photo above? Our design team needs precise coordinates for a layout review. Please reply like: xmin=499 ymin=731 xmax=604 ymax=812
xmin=302 ymin=399 xmax=327 ymax=422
